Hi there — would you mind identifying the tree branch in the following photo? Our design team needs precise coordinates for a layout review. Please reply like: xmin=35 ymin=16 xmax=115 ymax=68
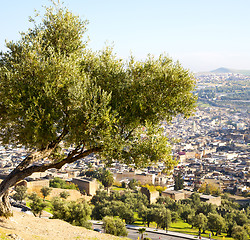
xmin=16 ymin=127 xmax=69 ymax=171
xmin=12 ymin=146 xmax=101 ymax=185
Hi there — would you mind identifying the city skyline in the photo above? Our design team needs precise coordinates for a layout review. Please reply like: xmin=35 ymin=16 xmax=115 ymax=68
xmin=0 ymin=0 xmax=250 ymax=72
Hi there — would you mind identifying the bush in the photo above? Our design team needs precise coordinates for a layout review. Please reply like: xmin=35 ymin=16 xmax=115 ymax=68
xmin=49 ymin=177 xmax=78 ymax=190
xmin=12 ymin=186 xmax=27 ymax=203
xmin=232 ymin=225 xmax=249 ymax=240
xmin=51 ymin=197 xmax=92 ymax=229
xmin=28 ymin=193 xmax=47 ymax=217
xmin=59 ymin=191 xmax=70 ymax=199
xmin=40 ymin=186 xmax=52 ymax=200
xmin=103 ymin=216 xmax=127 ymax=236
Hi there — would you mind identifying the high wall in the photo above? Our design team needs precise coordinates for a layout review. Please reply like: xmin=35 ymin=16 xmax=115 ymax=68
xmin=140 ymin=187 xmax=159 ymax=204
xmin=114 ymin=172 xmax=155 ymax=185
xmin=72 ymin=177 xmax=99 ymax=196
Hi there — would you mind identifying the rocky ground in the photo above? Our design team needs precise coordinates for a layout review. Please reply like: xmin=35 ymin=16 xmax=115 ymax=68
xmin=0 ymin=209 xmax=128 ymax=240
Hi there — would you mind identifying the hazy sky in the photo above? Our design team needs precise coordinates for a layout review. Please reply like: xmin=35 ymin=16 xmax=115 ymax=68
xmin=1 ymin=0 xmax=250 ymax=72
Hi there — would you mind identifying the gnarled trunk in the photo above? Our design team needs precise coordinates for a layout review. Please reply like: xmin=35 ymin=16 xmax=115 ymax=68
xmin=0 ymin=145 xmax=100 ymax=217
xmin=0 ymin=167 xmax=31 ymax=217
xmin=0 ymin=191 xmax=12 ymax=218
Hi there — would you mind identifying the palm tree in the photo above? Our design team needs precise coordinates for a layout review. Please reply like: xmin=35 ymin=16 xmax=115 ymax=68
xmin=138 ymin=228 xmax=146 ymax=240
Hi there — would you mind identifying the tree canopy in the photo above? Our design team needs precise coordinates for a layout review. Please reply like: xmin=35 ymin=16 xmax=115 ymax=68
xmin=0 ymin=2 xmax=196 ymax=216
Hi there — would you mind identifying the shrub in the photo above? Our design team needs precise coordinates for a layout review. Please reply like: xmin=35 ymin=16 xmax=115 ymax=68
xmin=232 ymin=225 xmax=249 ymax=240
xmin=12 ymin=186 xmax=27 ymax=203
xmin=59 ymin=191 xmax=70 ymax=199
xmin=103 ymin=216 xmax=127 ymax=236
xmin=49 ymin=177 xmax=78 ymax=190
xmin=51 ymin=197 xmax=92 ymax=229
xmin=28 ymin=193 xmax=47 ymax=217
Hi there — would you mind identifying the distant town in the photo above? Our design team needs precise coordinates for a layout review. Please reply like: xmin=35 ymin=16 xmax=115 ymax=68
xmin=0 ymin=71 xmax=249 ymax=204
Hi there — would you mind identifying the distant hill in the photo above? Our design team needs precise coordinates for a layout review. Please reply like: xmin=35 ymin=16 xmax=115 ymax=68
xmin=211 ymin=67 xmax=250 ymax=76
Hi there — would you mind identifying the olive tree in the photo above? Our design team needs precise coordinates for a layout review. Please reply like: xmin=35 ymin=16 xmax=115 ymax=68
xmin=0 ymin=3 xmax=196 ymax=217
xmin=100 ymin=170 xmax=114 ymax=192
xmin=28 ymin=193 xmax=48 ymax=218
xmin=103 ymin=216 xmax=127 ymax=236
xmin=40 ymin=186 xmax=52 ymax=201
xmin=59 ymin=191 xmax=70 ymax=199
xmin=12 ymin=186 xmax=27 ymax=203
xmin=207 ymin=213 xmax=226 ymax=236
xmin=193 ymin=213 xmax=208 ymax=235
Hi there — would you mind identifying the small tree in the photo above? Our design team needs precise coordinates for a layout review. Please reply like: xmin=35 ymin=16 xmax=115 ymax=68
xmin=193 ymin=213 xmax=208 ymax=235
xmin=128 ymin=179 xmax=137 ymax=190
xmin=234 ymin=212 xmax=249 ymax=226
xmin=232 ymin=225 xmax=249 ymax=240
xmin=40 ymin=186 xmax=52 ymax=201
xmin=28 ymin=193 xmax=47 ymax=217
xmin=138 ymin=207 xmax=155 ymax=227
xmin=171 ymin=211 xmax=179 ymax=223
xmin=138 ymin=228 xmax=146 ymax=240
xmin=187 ymin=213 xmax=196 ymax=228
xmin=59 ymin=191 xmax=70 ymax=199
xmin=207 ymin=213 xmax=226 ymax=236
xmin=153 ymin=206 xmax=171 ymax=231
xmin=101 ymin=170 xmax=114 ymax=192
xmin=51 ymin=197 xmax=92 ymax=229
xmin=181 ymin=204 xmax=195 ymax=222
xmin=103 ymin=216 xmax=127 ymax=236
xmin=191 ymin=192 xmax=201 ymax=207
xmin=163 ymin=209 xmax=172 ymax=232
xmin=12 ymin=186 xmax=27 ymax=203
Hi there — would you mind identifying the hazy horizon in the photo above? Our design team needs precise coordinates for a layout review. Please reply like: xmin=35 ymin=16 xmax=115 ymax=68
xmin=1 ymin=0 xmax=250 ymax=72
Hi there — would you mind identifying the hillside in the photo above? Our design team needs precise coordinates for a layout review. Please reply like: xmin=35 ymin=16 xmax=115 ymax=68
xmin=0 ymin=209 xmax=126 ymax=240
xmin=211 ymin=67 xmax=250 ymax=75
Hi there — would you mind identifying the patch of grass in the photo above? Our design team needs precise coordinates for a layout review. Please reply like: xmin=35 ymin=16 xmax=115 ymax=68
xmin=169 ymin=221 xmax=198 ymax=235
xmin=111 ymin=187 xmax=126 ymax=191
xmin=169 ymin=220 xmax=234 ymax=240
xmin=26 ymin=200 xmax=53 ymax=214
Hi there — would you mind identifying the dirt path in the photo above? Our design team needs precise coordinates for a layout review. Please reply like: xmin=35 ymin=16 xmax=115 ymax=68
xmin=0 ymin=210 xmax=127 ymax=240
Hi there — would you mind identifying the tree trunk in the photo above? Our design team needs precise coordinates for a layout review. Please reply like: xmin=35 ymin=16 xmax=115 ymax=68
xmin=0 ymin=191 xmax=12 ymax=218
xmin=0 ymin=166 xmax=33 ymax=217
xmin=0 ymin=145 xmax=100 ymax=218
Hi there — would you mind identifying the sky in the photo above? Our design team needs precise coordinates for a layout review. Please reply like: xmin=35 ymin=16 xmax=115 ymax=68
xmin=0 ymin=0 xmax=250 ymax=72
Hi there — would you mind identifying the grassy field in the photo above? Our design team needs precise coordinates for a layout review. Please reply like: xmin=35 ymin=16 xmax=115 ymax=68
xmin=169 ymin=220 xmax=234 ymax=240
xmin=133 ymin=217 xmax=234 ymax=240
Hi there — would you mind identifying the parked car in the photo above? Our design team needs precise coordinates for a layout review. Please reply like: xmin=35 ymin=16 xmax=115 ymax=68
xmin=93 ymin=228 xmax=102 ymax=233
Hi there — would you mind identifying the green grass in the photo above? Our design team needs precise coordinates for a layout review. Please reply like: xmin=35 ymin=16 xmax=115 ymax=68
xmin=111 ymin=187 xmax=126 ymax=191
xmin=169 ymin=220 xmax=234 ymax=240
xmin=132 ymin=217 xmax=234 ymax=240
xmin=0 ymin=229 xmax=10 ymax=240
xmin=26 ymin=200 xmax=53 ymax=214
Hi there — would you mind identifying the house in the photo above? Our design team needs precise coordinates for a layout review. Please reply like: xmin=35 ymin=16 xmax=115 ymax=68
xmin=71 ymin=177 xmax=99 ymax=196
xmin=161 ymin=190 xmax=185 ymax=201
xmin=199 ymin=194 xmax=221 ymax=206
xmin=140 ymin=187 xmax=159 ymax=204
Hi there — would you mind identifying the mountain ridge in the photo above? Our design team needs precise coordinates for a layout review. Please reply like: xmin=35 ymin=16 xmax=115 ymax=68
xmin=210 ymin=67 xmax=250 ymax=75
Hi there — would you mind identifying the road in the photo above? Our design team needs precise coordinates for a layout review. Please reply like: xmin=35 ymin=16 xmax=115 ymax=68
xmin=125 ymin=228 xmax=190 ymax=240
xmin=91 ymin=222 xmax=203 ymax=240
